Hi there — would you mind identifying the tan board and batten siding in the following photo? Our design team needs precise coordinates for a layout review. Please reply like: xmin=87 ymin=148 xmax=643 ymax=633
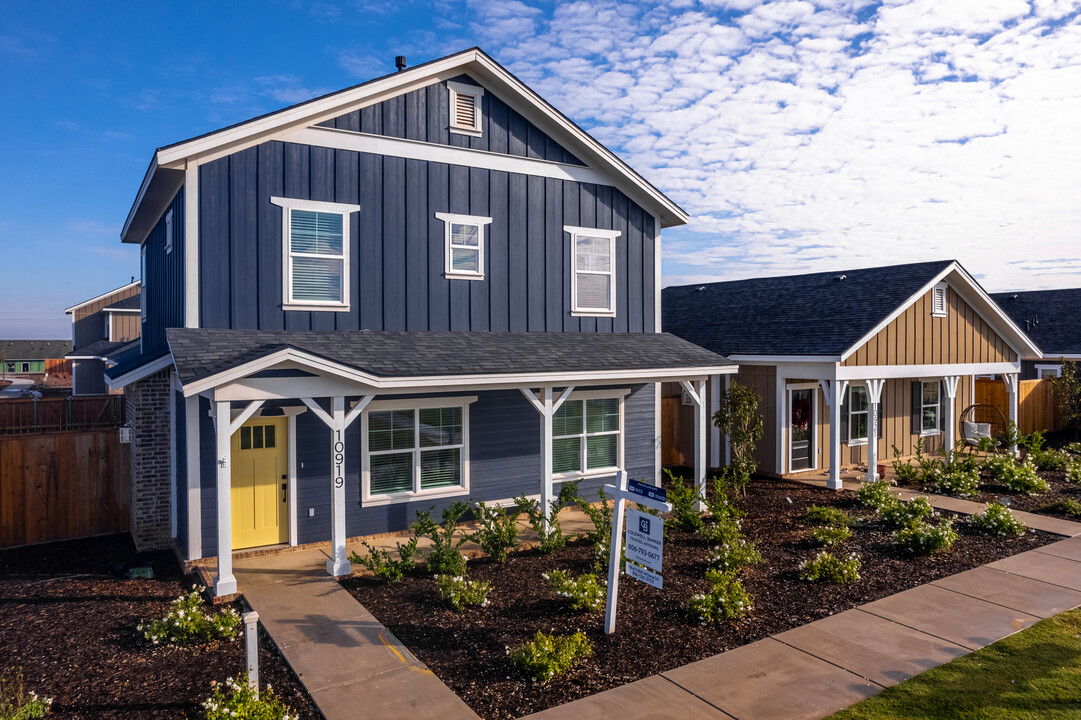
xmin=109 ymin=313 xmax=140 ymax=343
xmin=844 ymin=286 xmax=1016 ymax=366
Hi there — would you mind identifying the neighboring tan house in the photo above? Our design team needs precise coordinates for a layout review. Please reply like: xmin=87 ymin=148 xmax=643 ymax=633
xmin=663 ymin=260 xmax=1041 ymax=489
xmin=106 ymin=47 xmax=735 ymax=597
xmin=1 ymin=339 xmax=72 ymax=377
xmin=991 ymin=288 xmax=1081 ymax=380
xmin=65 ymin=281 xmax=141 ymax=395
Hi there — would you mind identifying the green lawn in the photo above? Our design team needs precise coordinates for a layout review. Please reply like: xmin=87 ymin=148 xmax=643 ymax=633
xmin=829 ymin=607 xmax=1081 ymax=719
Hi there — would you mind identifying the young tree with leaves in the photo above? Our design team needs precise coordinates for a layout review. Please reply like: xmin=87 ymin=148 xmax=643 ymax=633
xmin=712 ymin=381 xmax=765 ymax=485
xmin=1051 ymin=360 xmax=1081 ymax=439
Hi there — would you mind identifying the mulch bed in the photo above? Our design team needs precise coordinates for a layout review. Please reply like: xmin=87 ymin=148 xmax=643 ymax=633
xmin=341 ymin=477 xmax=1057 ymax=720
xmin=0 ymin=534 xmax=319 ymax=719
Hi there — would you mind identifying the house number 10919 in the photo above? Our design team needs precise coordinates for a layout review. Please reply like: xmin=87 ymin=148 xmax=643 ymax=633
xmin=334 ymin=430 xmax=344 ymax=488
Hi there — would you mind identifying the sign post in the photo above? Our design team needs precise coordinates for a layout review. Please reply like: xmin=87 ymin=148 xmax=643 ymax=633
xmin=603 ymin=471 xmax=672 ymax=635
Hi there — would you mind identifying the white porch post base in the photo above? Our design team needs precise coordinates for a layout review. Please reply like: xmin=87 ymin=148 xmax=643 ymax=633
xmin=865 ymin=379 xmax=885 ymax=482
xmin=214 ymin=576 xmax=238 ymax=597
xmin=820 ymin=379 xmax=847 ymax=491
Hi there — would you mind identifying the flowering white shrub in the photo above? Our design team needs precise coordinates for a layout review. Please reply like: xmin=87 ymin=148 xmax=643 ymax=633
xmin=509 ymin=631 xmax=593 ymax=683
xmin=202 ymin=674 xmax=296 ymax=720
xmin=984 ymin=456 xmax=1048 ymax=495
xmin=0 ymin=669 xmax=53 ymax=719
xmin=543 ymin=570 xmax=606 ymax=613
xmin=893 ymin=518 xmax=958 ymax=555
xmin=434 ymin=574 xmax=490 ymax=612
xmin=1067 ymin=460 xmax=1081 ymax=485
xmin=686 ymin=569 xmax=753 ymax=624
xmin=878 ymin=496 xmax=935 ymax=529
xmin=138 ymin=588 xmax=240 ymax=645
xmin=968 ymin=503 xmax=1026 ymax=537
xmin=704 ymin=518 xmax=763 ymax=572
xmin=856 ymin=480 xmax=896 ymax=510
xmin=925 ymin=465 xmax=980 ymax=498
xmin=799 ymin=551 xmax=861 ymax=584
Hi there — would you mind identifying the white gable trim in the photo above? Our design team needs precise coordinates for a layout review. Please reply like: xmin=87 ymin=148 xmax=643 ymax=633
xmin=64 ymin=281 xmax=141 ymax=314
xmin=106 ymin=353 xmax=175 ymax=392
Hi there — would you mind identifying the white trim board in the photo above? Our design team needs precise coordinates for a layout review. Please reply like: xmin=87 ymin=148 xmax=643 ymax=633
xmin=64 ymin=281 xmax=141 ymax=314
xmin=835 ymin=362 xmax=1020 ymax=381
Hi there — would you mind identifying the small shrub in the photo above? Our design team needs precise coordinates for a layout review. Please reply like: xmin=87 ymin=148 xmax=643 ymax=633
xmin=1041 ymin=499 xmax=1081 ymax=519
xmin=890 ymin=442 xmax=923 ymax=485
xmin=0 ymin=669 xmax=52 ymax=720
xmin=705 ymin=469 xmax=746 ymax=521
xmin=577 ymin=487 xmax=618 ymax=572
xmin=804 ymin=505 xmax=850 ymax=528
xmin=472 ymin=501 xmax=520 ymax=563
xmin=1031 ymin=449 xmax=1070 ymax=472
xmin=516 ymin=481 xmax=579 ymax=555
xmin=543 ymin=569 xmax=606 ymax=613
xmin=799 ymin=551 xmax=861 ymax=584
xmin=707 ymin=525 xmax=764 ymax=572
xmin=856 ymin=479 xmax=896 ymax=511
xmin=925 ymin=464 xmax=980 ymax=498
xmin=412 ymin=501 xmax=473 ymax=576
xmin=686 ymin=569 xmax=753 ymax=624
xmin=809 ymin=525 xmax=852 ymax=546
xmin=1020 ymin=428 xmax=1046 ymax=454
xmin=1064 ymin=442 xmax=1081 ymax=457
xmin=435 ymin=574 xmax=491 ymax=611
xmin=1066 ymin=461 xmax=1081 ymax=484
xmin=348 ymin=537 xmax=419 ymax=582
xmin=968 ymin=503 xmax=1026 ymax=537
xmin=893 ymin=518 xmax=958 ymax=555
xmin=664 ymin=469 xmax=704 ymax=532
xmin=202 ymin=673 xmax=295 ymax=720
xmin=879 ymin=496 xmax=935 ymax=529
xmin=984 ymin=456 xmax=1048 ymax=495
xmin=509 ymin=631 xmax=593 ymax=683
xmin=139 ymin=589 xmax=240 ymax=646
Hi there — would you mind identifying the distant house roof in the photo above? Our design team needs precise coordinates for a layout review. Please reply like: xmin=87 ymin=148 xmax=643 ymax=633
xmin=103 ymin=295 xmax=141 ymax=312
xmin=662 ymin=260 xmax=955 ymax=357
xmin=0 ymin=339 xmax=73 ymax=360
xmin=164 ymin=329 xmax=734 ymax=393
xmin=68 ymin=338 xmax=139 ymax=360
xmin=991 ymin=288 xmax=1081 ymax=357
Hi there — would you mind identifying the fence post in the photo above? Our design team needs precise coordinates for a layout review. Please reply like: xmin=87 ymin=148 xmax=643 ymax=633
xmin=243 ymin=610 xmax=259 ymax=697
xmin=32 ymin=397 xmax=38 ymax=433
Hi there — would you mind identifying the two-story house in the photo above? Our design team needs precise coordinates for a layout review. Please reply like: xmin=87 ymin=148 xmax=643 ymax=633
xmin=65 ymin=281 xmax=141 ymax=395
xmin=108 ymin=48 xmax=735 ymax=597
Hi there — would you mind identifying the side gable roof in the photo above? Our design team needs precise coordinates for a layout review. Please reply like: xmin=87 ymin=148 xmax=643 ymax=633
xmin=1 ymin=339 xmax=72 ymax=360
xmin=123 ymin=47 xmax=687 ymax=245
xmin=991 ymin=288 xmax=1081 ymax=356
xmin=64 ymin=281 xmax=140 ymax=314
xmin=663 ymin=260 xmax=1040 ymax=361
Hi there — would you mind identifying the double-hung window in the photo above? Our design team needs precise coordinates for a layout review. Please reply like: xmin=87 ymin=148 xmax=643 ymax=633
xmin=436 ymin=212 xmax=491 ymax=280
xmin=848 ymin=385 xmax=869 ymax=443
xmin=921 ymin=381 xmax=941 ymax=434
xmin=271 ymin=197 xmax=359 ymax=311
xmin=551 ymin=392 xmax=625 ymax=477
xmin=362 ymin=398 xmax=474 ymax=504
xmin=567 ymin=226 xmax=620 ymax=316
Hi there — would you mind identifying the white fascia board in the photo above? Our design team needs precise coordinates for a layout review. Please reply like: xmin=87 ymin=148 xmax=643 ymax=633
xmin=120 ymin=156 xmax=158 ymax=242
xmin=1030 ymin=353 xmax=1081 ymax=361
xmin=727 ymin=355 xmax=841 ymax=364
xmin=102 ymin=307 xmax=141 ymax=314
xmin=836 ymin=361 xmax=1020 ymax=381
xmin=106 ymin=354 xmax=175 ymax=392
xmin=64 ymin=281 xmax=142 ymax=314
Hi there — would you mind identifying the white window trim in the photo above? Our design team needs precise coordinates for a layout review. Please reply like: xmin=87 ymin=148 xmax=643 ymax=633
xmin=920 ymin=380 xmax=942 ymax=436
xmin=447 ymin=80 xmax=484 ymax=137
xmin=1036 ymin=364 xmax=1062 ymax=379
xmin=847 ymin=383 xmax=869 ymax=446
xmin=931 ymin=282 xmax=948 ymax=318
xmin=551 ymin=388 xmax=628 ymax=481
xmin=271 ymin=197 xmax=359 ymax=312
xmin=567 ymin=226 xmax=620 ymax=317
xmin=785 ymin=382 xmax=819 ymax=474
xmin=164 ymin=209 xmax=173 ymax=254
xmin=360 ymin=396 xmax=477 ymax=506
xmin=436 ymin=212 xmax=491 ymax=280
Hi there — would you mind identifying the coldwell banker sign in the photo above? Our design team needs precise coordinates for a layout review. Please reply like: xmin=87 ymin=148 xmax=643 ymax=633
xmin=626 ymin=508 xmax=663 ymax=575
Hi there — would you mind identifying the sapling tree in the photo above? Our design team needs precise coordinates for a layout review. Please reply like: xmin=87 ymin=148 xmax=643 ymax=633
xmin=712 ymin=381 xmax=765 ymax=492
xmin=1051 ymin=360 xmax=1081 ymax=439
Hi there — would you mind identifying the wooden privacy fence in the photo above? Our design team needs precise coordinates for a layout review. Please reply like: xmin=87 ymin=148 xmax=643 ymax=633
xmin=0 ymin=430 xmax=129 ymax=548
xmin=974 ymin=378 xmax=1065 ymax=435
xmin=0 ymin=395 xmax=123 ymax=435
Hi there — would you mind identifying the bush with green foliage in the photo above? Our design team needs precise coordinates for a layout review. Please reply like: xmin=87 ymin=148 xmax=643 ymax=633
xmin=983 ymin=456 xmax=1048 ymax=495
xmin=138 ymin=589 xmax=240 ymax=646
xmin=686 ymin=569 xmax=753 ymax=624
xmin=1050 ymin=361 xmax=1081 ymax=438
xmin=509 ymin=631 xmax=593 ymax=683
xmin=412 ymin=501 xmax=473 ymax=576
xmin=705 ymin=469 xmax=746 ymax=521
xmin=712 ymin=380 xmax=765 ymax=482
xmin=1065 ymin=442 xmax=1081 ymax=457
xmin=0 ymin=670 xmax=52 ymax=720
xmin=663 ymin=469 xmax=704 ymax=532
xmin=925 ymin=464 xmax=981 ymax=498
xmin=1040 ymin=499 xmax=1081 ymax=518
xmin=1030 ymin=449 xmax=1070 ymax=472
xmin=514 ymin=481 xmax=579 ymax=555
xmin=809 ymin=525 xmax=852 ymax=546
xmin=804 ymin=505 xmax=851 ymax=528
xmin=1067 ymin=461 xmax=1081 ymax=485
xmin=577 ymin=487 xmax=619 ymax=572
xmin=893 ymin=517 xmax=958 ymax=555
xmin=542 ymin=569 xmax=606 ymax=613
xmin=799 ymin=551 xmax=861 ymax=584
xmin=202 ymin=674 xmax=295 ymax=720
xmin=890 ymin=439 xmax=930 ymax=486
xmin=435 ymin=574 xmax=491 ymax=611
xmin=472 ymin=501 xmax=520 ymax=563
xmin=348 ymin=537 xmax=419 ymax=582
xmin=968 ymin=502 xmax=1026 ymax=537
xmin=856 ymin=479 xmax=896 ymax=511
xmin=705 ymin=517 xmax=764 ymax=572
xmin=879 ymin=496 xmax=935 ymax=529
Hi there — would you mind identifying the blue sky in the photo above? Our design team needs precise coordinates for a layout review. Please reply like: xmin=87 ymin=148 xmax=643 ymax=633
xmin=2 ymin=0 xmax=1080 ymax=338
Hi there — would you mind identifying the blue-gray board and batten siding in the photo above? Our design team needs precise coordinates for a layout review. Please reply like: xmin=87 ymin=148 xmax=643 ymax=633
xmin=189 ymin=383 xmax=654 ymax=558
xmin=142 ymin=189 xmax=186 ymax=354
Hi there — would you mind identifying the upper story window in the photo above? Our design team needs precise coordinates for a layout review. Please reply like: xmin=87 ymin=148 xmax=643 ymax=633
xmin=931 ymin=282 xmax=948 ymax=317
xmin=271 ymin=197 xmax=360 ymax=311
xmin=436 ymin=212 xmax=491 ymax=280
xmin=164 ymin=209 xmax=173 ymax=254
xmin=447 ymin=80 xmax=484 ymax=137
xmin=566 ymin=226 xmax=621 ymax=317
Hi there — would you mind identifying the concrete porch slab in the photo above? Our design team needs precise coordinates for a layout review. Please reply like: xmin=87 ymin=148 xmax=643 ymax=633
xmin=310 ymin=665 xmax=480 ymax=720
xmin=859 ymin=583 xmax=1039 ymax=650
xmin=773 ymin=608 xmax=969 ymax=688
xmin=661 ymin=638 xmax=881 ymax=720
xmin=522 ymin=674 xmax=734 ymax=720
xmin=930 ymin=566 xmax=1081 ymax=619
xmin=987 ymin=550 xmax=1081 ymax=591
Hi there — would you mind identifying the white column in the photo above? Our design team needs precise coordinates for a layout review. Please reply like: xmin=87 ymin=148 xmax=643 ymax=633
xmin=214 ymin=400 xmax=236 ymax=596
xmin=169 ymin=373 xmax=178 ymax=540
xmin=942 ymin=376 xmax=961 ymax=459
xmin=710 ymin=374 xmax=721 ymax=469
xmin=680 ymin=379 xmax=707 ymax=511
xmin=819 ymin=379 xmax=847 ymax=490
xmin=185 ymin=395 xmax=202 ymax=560
xmin=865 ymin=379 xmax=886 ymax=481
xmin=1004 ymin=373 xmax=1019 ymax=455
xmin=541 ymin=386 xmax=554 ymax=521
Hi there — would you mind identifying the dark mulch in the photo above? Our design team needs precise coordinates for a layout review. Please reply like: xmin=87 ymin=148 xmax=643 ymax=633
xmin=0 ymin=534 xmax=319 ymax=719
xmin=341 ymin=477 xmax=1057 ymax=720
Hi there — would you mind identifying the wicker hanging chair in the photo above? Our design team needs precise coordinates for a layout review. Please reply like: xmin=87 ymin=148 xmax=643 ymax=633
xmin=959 ymin=403 xmax=1008 ymax=453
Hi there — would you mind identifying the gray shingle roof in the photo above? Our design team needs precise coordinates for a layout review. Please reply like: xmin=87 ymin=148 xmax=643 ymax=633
xmin=0 ymin=339 xmax=72 ymax=361
xmin=104 ymin=344 xmax=168 ymax=380
xmin=662 ymin=260 xmax=955 ymax=357
xmin=103 ymin=295 xmax=140 ymax=312
xmin=991 ymin=288 xmax=1081 ymax=356
xmin=165 ymin=329 xmax=734 ymax=386
xmin=69 ymin=339 xmax=139 ymax=359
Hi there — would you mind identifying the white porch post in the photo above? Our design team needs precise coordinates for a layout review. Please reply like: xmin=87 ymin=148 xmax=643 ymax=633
xmin=819 ymin=379 xmax=847 ymax=491
xmin=865 ymin=379 xmax=886 ymax=482
xmin=680 ymin=379 xmax=707 ymax=512
xmin=1004 ymin=374 xmax=1020 ymax=455
xmin=723 ymin=374 xmax=731 ymax=467
xmin=213 ymin=398 xmax=265 ymax=597
xmin=710 ymin=374 xmax=721 ymax=469
xmin=302 ymin=395 xmax=374 ymax=577
xmin=942 ymin=376 xmax=961 ymax=459
xmin=520 ymin=386 xmax=574 ymax=524
xmin=185 ymin=395 xmax=202 ymax=560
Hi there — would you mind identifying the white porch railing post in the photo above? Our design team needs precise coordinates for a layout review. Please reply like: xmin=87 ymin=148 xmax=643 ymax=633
xmin=214 ymin=399 xmax=237 ymax=597
xmin=865 ymin=379 xmax=886 ymax=482
xmin=243 ymin=610 xmax=259 ymax=696
xmin=942 ymin=376 xmax=961 ymax=459
xmin=328 ymin=396 xmax=349 ymax=577
xmin=1005 ymin=374 xmax=1020 ymax=456
xmin=820 ymin=379 xmax=847 ymax=490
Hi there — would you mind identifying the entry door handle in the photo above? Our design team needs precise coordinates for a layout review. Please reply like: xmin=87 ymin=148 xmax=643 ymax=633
xmin=281 ymin=482 xmax=287 ymax=503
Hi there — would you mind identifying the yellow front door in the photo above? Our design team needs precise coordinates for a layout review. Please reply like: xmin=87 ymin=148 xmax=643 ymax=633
xmin=231 ymin=417 xmax=288 ymax=549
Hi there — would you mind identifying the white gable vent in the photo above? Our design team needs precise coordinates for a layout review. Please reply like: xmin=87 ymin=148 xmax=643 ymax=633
xmin=448 ymin=80 xmax=484 ymax=137
xmin=931 ymin=282 xmax=948 ymax=317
